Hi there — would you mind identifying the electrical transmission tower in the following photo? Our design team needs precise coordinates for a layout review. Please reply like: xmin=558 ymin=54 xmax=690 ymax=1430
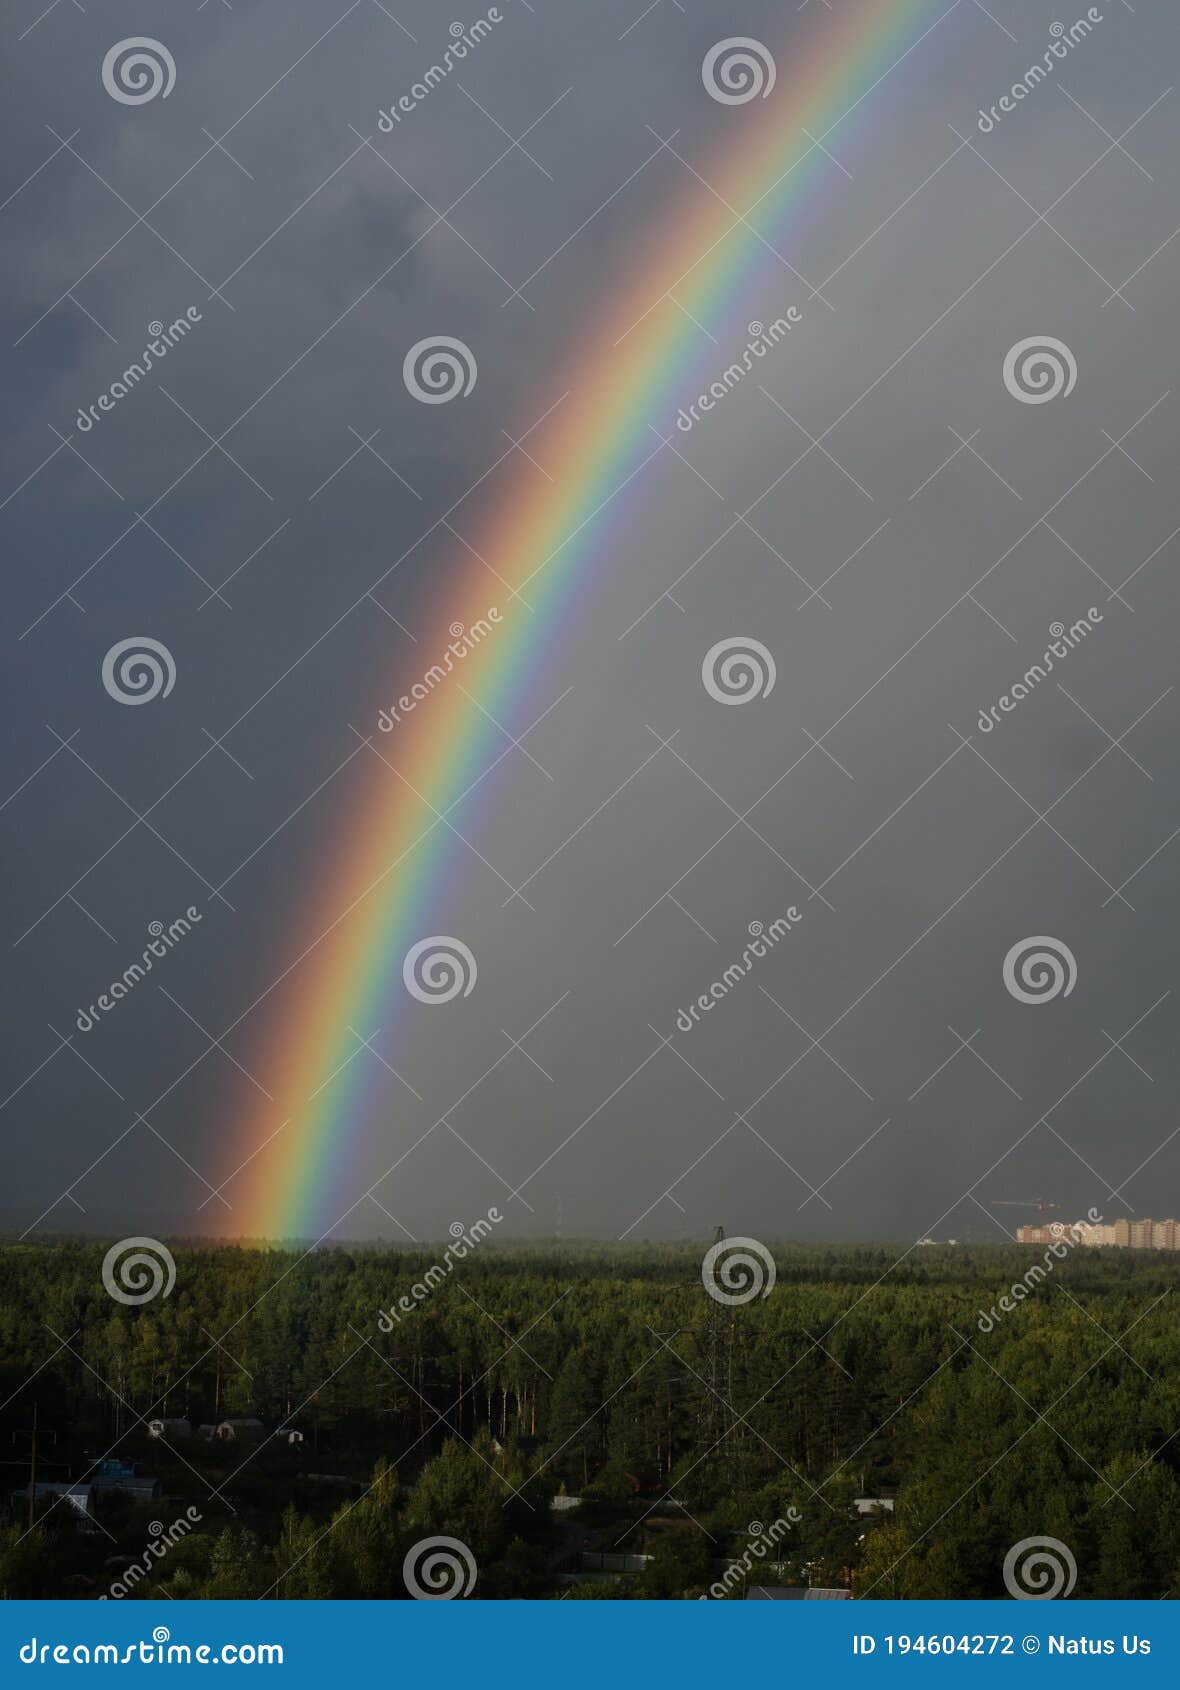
xmin=700 ymin=1225 xmax=735 ymax=1463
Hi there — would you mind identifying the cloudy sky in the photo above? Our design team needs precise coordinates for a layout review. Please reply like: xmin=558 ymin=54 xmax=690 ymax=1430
xmin=2 ymin=0 xmax=1178 ymax=1245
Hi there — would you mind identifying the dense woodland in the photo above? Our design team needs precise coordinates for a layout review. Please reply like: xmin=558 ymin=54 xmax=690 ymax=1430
xmin=1 ymin=1238 xmax=1179 ymax=1599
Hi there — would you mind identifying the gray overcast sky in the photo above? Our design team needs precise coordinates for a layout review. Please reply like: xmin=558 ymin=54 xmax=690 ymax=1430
xmin=2 ymin=0 xmax=1179 ymax=1244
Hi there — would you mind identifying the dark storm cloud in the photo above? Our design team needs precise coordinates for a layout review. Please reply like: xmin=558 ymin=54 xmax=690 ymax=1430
xmin=1 ymin=0 xmax=1178 ymax=1244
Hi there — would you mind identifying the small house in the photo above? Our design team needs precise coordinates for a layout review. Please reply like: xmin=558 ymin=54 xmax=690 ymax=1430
xmin=215 ymin=1419 xmax=266 ymax=1443
xmin=148 ymin=1418 xmax=191 ymax=1440
xmin=93 ymin=1472 xmax=161 ymax=1501
xmin=17 ymin=1482 xmax=97 ymax=1528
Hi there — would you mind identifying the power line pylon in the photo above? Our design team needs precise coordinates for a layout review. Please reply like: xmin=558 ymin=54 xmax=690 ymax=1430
xmin=701 ymin=1225 xmax=734 ymax=1464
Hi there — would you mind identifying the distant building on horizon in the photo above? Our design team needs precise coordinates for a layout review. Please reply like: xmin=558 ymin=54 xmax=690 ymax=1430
xmin=1015 ymin=1217 xmax=1179 ymax=1250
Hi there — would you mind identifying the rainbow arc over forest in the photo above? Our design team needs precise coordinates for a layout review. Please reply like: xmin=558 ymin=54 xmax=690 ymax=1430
xmin=237 ymin=0 xmax=946 ymax=1239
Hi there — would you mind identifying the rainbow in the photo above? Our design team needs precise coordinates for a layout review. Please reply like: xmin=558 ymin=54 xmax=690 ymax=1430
xmin=237 ymin=0 xmax=947 ymax=1239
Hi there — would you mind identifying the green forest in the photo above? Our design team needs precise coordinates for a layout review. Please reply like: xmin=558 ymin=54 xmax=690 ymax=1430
xmin=1 ymin=1238 xmax=1178 ymax=1599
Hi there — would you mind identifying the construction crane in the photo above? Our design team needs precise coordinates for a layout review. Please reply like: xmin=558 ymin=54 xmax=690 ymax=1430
xmin=991 ymin=1198 xmax=1058 ymax=1213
